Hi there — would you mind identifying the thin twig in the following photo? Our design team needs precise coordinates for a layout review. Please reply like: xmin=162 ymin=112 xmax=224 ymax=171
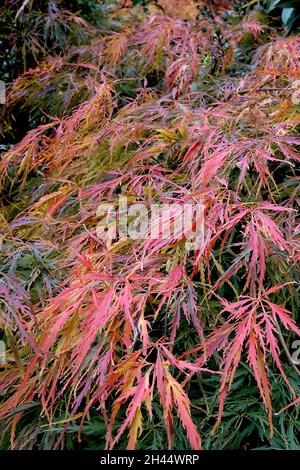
xmin=275 ymin=318 xmax=300 ymax=379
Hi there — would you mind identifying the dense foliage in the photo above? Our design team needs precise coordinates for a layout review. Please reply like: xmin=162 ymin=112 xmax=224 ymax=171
xmin=0 ymin=0 xmax=299 ymax=450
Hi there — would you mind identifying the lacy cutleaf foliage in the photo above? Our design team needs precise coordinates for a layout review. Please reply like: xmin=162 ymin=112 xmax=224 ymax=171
xmin=0 ymin=0 xmax=108 ymax=81
xmin=0 ymin=0 xmax=299 ymax=450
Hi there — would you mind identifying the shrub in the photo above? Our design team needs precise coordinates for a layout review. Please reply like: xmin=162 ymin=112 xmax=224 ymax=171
xmin=0 ymin=0 xmax=299 ymax=450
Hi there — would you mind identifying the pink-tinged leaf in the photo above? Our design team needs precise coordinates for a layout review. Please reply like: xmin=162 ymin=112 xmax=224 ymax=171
xmin=247 ymin=331 xmax=273 ymax=435
xmin=164 ymin=368 xmax=201 ymax=450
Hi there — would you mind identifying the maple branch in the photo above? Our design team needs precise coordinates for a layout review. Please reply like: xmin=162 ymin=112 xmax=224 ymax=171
xmin=275 ymin=318 xmax=300 ymax=380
